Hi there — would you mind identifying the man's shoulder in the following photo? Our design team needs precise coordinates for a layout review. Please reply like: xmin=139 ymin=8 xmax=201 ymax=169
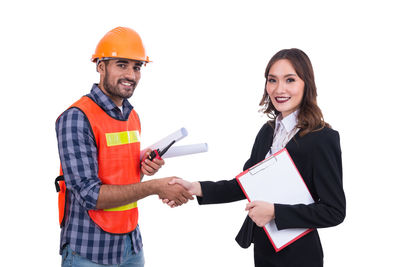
xmin=58 ymin=106 xmax=86 ymax=120
xmin=56 ymin=107 xmax=88 ymax=131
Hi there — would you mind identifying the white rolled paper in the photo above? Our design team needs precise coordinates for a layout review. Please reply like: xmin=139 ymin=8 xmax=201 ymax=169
xmin=140 ymin=127 xmax=188 ymax=160
xmin=162 ymin=143 xmax=208 ymax=159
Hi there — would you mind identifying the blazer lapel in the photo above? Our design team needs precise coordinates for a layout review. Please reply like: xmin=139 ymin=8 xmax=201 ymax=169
xmin=259 ymin=123 xmax=274 ymax=160
xmin=285 ymin=130 xmax=301 ymax=151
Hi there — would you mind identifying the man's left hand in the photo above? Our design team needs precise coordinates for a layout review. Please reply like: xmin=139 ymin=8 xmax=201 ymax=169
xmin=141 ymin=149 xmax=165 ymax=176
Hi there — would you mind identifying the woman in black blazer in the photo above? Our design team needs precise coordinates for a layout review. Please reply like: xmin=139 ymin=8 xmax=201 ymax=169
xmin=167 ymin=48 xmax=346 ymax=267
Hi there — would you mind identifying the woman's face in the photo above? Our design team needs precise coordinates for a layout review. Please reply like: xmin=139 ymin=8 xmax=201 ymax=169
xmin=266 ymin=59 xmax=305 ymax=118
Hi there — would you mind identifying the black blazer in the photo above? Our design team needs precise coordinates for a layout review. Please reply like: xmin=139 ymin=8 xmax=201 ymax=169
xmin=198 ymin=123 xmax=346 ymax=267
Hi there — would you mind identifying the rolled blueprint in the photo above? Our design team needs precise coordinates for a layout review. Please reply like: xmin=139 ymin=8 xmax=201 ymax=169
xmin=162 ymin=143 xmax=208 ymax=159
xmin=140 ymin=128 xmax=188 ymax=159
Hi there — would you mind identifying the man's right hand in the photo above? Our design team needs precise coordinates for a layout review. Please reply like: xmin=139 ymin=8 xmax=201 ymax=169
xmin=156 ymin=177 xmax=194 ymax=206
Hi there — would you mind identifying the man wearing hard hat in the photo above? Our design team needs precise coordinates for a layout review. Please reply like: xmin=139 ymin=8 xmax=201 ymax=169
xmin=55 ymin=27 xmax=193 ymax=266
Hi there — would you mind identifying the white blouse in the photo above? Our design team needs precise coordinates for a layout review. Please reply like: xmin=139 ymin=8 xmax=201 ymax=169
xmin=266 ymin=110 xmax=300 ymax=158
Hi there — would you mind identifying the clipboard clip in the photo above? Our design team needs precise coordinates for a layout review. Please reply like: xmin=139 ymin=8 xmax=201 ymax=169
xmin=249 ymin=156 xmax=277 ymax=175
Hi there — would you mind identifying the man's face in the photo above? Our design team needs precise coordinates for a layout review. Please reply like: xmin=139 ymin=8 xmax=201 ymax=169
xmin=99 ymin=59 xmax=142 ymax=105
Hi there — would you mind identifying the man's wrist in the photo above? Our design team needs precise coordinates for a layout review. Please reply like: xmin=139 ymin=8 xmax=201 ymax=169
xmin=146 ymin=178 xmax=161 ymax=195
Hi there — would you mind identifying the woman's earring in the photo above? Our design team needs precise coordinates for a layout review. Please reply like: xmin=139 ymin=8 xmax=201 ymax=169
xmin=266 ymin=95 xmax=270 ymax=106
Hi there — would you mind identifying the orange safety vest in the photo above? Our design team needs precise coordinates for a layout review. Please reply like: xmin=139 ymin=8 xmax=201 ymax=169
xmin=55 ymin=96 xmax=141 ymax=234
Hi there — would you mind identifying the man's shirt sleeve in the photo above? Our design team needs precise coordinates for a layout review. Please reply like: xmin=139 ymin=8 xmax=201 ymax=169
xmin=56 ymin=108 xmax=101 ymax=210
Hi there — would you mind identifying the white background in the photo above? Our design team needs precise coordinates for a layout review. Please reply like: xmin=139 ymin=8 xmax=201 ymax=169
xmin=1 ymin=0 xmax=399 ymax=266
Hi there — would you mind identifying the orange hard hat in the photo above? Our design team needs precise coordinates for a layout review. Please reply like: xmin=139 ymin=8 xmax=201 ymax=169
xmin=91 ymin=27 xmax=150 ymax=63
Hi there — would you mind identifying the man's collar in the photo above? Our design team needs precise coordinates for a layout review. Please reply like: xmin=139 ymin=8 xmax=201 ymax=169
xmin=90 ymin=84 xmax=133 ymax=112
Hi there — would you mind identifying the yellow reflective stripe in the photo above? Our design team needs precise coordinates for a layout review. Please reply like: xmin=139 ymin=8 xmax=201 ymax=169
xmin=104 ymin=202 xmax=137 ymax=211
xmin=105 ymin=130 xmax=140 ymax=147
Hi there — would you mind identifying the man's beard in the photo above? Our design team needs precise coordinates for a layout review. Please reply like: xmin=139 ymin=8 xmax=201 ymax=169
xmin=103 ymin=71 xmax=137 ymax=100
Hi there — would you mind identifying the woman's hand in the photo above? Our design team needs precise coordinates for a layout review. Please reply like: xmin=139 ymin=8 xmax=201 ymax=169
xmin=245 ymin=201 xmax=275 ymax=227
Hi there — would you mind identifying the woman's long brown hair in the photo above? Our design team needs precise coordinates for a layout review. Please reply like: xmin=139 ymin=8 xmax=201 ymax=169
xmin=259 ymin=48 xmax=330 ymax=136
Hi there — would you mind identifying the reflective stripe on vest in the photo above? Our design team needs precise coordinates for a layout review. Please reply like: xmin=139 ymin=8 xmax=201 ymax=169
xmin=105 ymin=130 xmax=140 ymax=146
xmin=57 ymin=96 xmax=141 ymax=234
xmin=104 ymin=201 xmax=137 ymax=211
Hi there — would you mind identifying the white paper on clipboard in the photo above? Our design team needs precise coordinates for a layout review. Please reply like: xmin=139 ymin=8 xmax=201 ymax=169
xmin=236 ymin=148 xmax=315 ymax=252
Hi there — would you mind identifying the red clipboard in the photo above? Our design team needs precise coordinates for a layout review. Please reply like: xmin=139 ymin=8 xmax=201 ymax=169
xmin=236 ymin=148 xmax=314 ymax=252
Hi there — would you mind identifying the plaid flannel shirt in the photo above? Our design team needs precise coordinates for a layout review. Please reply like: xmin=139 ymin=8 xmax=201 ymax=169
xmin=56 ymin=84 xmax=143 ymax=265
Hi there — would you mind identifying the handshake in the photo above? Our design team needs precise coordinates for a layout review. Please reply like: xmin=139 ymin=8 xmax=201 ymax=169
xmin=156 ymin=177 xmax=202 ymax=208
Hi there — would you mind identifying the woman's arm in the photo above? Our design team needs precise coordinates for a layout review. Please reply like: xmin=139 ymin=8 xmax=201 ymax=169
xmin=197 ymin=179 xmax=246 ymax=204
xmin=167 ymin=178 xmax=245 ymax=206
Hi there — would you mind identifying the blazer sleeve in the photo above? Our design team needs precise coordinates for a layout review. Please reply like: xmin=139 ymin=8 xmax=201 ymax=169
xmin=274 ymin=129 xmax=346 ymax=229
xmin=197 ymin=179 xmax=245 ymax=204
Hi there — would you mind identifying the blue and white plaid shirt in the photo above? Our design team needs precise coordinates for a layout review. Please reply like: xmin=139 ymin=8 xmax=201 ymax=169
xmin=56 ymin=84 xmax=143 ymax=265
